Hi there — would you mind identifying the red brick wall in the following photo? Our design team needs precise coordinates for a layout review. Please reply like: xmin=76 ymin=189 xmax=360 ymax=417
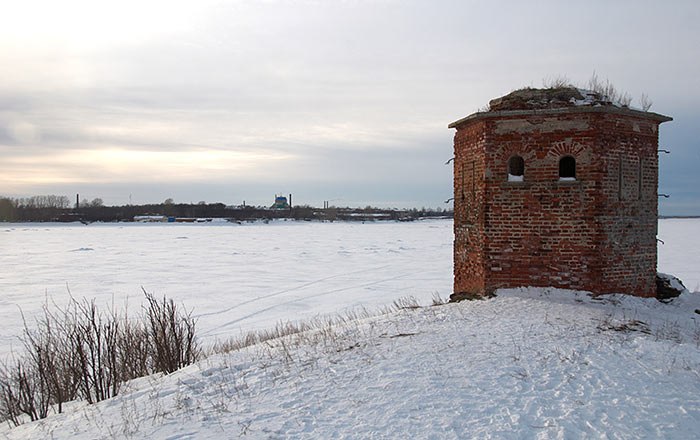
xmin=453 ymin=110 xmax=662 ymax=297
xmin=453 ymin=120 xmax=487 ymax=293
xmin=594 ymin=114 xmax=659 ymax=296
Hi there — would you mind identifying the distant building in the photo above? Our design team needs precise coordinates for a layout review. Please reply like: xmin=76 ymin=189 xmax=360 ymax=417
xmin=133 ymin=215 xmax=167 ymax=222
xmin=272 ymin=195 xmax=289 ymax=209
xmin=449 ymin=87 xmax=672 ymax=297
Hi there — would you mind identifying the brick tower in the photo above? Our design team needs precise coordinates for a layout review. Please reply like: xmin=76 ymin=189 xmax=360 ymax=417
xmin=449 ymin=87 xmax=672 ymax=297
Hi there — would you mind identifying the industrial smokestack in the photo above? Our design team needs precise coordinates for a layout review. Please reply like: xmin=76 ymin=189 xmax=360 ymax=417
xmin=76 ymin=194 xmax=79 ymax=209
xmin=289 ymin=193 xmax=292 ymax=209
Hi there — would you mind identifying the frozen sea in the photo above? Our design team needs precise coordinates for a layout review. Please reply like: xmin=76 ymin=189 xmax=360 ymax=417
xmin=0 ymin=218 xmax=698 ymax=358
xmin=0 ymin=219 xmax=452 ymax=358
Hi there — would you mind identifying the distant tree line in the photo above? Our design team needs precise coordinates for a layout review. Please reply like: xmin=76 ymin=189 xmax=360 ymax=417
xmin=0 ymin=195 xmax=454 ymax=223
xmin=0 ymin=195 xmax=72 ymax=222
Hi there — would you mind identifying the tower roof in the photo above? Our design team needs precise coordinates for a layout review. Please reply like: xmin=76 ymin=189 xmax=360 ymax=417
xmin=449 ymin=87 xmax=672 ymax=128
xmin=489 ymin=87 xmax=609 ymax=111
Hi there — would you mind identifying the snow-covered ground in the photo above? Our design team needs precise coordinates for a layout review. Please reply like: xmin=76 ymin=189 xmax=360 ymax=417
xmin=3 ymin=288 xmax=700 ymax=439
xmin=0 ymin=218 xmax=699 ymax=438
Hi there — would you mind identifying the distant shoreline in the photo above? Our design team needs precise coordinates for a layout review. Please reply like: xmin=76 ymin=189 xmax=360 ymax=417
xmin=0 ymin=216 xmax=454 ymax=225
xmin=3 ymin=215 xmax=697 ymax=224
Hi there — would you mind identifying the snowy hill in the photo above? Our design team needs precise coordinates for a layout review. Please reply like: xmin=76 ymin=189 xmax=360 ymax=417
xmin=3 ymin=287 xmax=700 ymax=439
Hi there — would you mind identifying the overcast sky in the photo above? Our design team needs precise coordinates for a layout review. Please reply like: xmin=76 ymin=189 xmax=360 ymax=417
xmin=1 ymin=0 xmax=699 ymax=213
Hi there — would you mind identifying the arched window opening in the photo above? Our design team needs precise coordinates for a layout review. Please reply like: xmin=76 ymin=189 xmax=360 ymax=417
xmin=559 ymin=155 xmax=576 ymax=181
xmin=507 ymin=155 xmax=524 ymax=182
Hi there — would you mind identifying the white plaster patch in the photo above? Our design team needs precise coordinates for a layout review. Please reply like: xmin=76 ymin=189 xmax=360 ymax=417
xmin=494 ymin=118 xmax=590 ymax=134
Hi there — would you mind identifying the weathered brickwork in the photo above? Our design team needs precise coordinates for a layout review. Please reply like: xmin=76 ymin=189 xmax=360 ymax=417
xmin=450 ymin=100 xmax=671 ymax=297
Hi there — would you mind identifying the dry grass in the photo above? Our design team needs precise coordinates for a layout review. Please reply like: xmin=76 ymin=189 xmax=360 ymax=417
xmin=542 ymin=74 xmax=573 ymax=89
xmin=539 ymin=72 xmax=651 ymax=110
xmin=208 ymin=296 xmax=427 ymax=357
xmin=587 ymin=71 xmax=632 ymax=107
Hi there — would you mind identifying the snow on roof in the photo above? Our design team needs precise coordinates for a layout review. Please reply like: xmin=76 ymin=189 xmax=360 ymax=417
xmin=488 ymin=86 xmax=627 ymax=111
xmin=449 ymin=87 xmax=672 ymax=128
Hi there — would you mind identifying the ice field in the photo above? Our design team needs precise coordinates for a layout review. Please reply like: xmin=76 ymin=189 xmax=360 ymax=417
xmin=1 ymin=218 xmax=698 ymax=358
xmin=0 ymin=219 xmax=452 ymax=357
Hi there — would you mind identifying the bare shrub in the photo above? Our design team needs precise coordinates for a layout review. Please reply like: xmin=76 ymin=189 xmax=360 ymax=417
xmin=144 ymin=291 xmax=200 ymax=374
xmin=640 ymin=93 xmax=653 ymax=111
xmin=0 ymin=292 xmax=200 ymax=427
xmin=116 ymin=312 xmax=151 ymax=381
xmin=0 ymin=365 xmax=22 ymax=426
xmin=21 ymin=303 xmax=79 ymax=414
xmin=0 ymin=359 xmax=50 ymax=425
xmin=70 ymin=299 xmax=122 ymax=403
